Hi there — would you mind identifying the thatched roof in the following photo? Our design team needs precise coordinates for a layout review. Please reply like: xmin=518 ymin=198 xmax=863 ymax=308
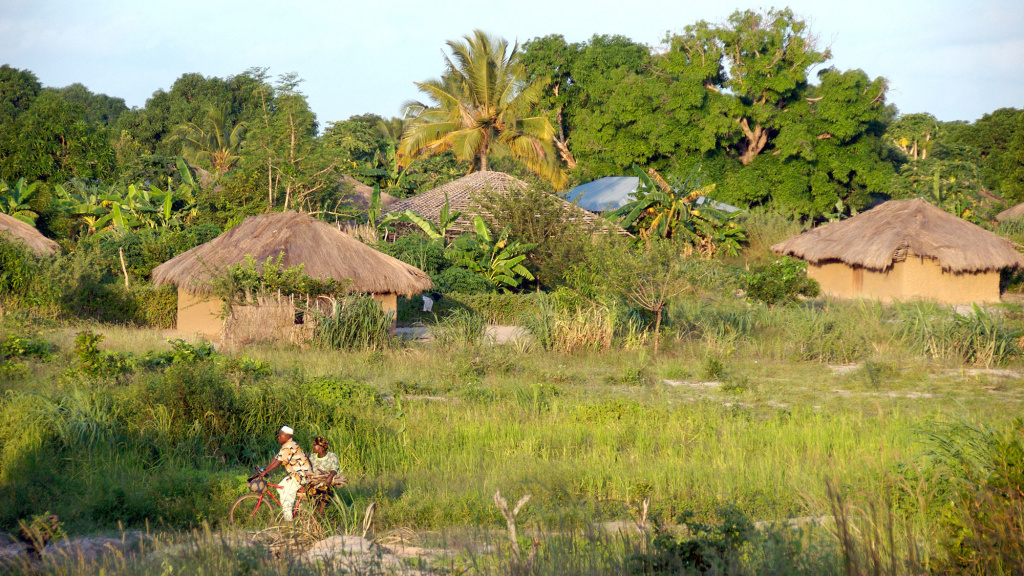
xmin=152 ymin=211 xmax=432 ymax=295
xmin=339 ymin=175 xmax=397 ymax=210
xmin=0 ymin=213 xmax=60 ymax=256
xmin=772 ymin=198 xmax=1024 ymax=273
xmin=382 ymin=171 xmax=626 ymax=234
xmin=997 ymin=202 xmax=1024 ymax=222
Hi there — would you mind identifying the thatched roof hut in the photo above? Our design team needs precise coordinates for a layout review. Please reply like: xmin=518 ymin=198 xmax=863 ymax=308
xmin=382 ymin=171 xmax=624 ymax=234
xmin=153 ymin=211 xmax=431 ymax=340
xmin=772 ymin=198 xmax=1024 ymax=304
xmin=339 ymin=175 xmax=397 ymax=210
xmin=153 ymin=211 xmax=431 ymax=295
xmin=996 ymin=202 xmax=1024 ymax=223
xmin=0 ymin=213 xmax=60 ymax=256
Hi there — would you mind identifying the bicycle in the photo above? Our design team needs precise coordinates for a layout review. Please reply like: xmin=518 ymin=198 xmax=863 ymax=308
xmin=229 ymin=467 xmax=308 ymax=528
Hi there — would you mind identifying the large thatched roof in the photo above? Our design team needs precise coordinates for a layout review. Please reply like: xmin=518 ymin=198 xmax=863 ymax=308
xmin=382 ymin=171 xmax=626 ymax=234
xmin=152 ymin=211 xmax=432 ymax=295
xmin=772 ymin=198 xmax=1024 ymax=273
xmin=0 ymin=213 xmax=60 ymax=256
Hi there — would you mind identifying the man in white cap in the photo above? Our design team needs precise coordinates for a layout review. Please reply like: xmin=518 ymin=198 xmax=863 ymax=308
xmin=257 ymin=425 xmax=312 ymax=521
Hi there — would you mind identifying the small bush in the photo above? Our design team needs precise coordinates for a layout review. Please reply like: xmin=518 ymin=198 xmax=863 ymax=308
xmin=374 ymin=233 xmax=449 ymax=275
xmin=742 ymin=257 xmax=820 ymax=307
xmin=629 ymin=505 xmax=757 ymax=574
xmin=432 ymin=266 xmax=493 ymax=294
xmin=73 ymin=331 xmax=132 ymax=378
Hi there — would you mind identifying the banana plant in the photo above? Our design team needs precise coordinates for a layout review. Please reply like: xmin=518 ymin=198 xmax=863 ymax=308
xmin=609 ymin=165 xmax=746 ymax=257
xmin=0 ymin=178 xmax=41 ymax=225
xmin=395 ymin=194 xmax=462 ymax=245
xmin=447 ymin=216 xmax=536 ymax=291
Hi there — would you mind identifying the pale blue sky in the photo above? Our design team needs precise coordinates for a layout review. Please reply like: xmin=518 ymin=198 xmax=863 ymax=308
xmin=1 ymin=0 xmax=1022 ymax=125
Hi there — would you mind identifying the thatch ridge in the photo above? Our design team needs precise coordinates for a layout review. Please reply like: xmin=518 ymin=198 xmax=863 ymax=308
xmin=382 ymin=171 xmax=626 ymax=234
xmin=772 ymin=198 xmax=1024 ymax=273
xmin=996 ymin=202 xmax=1024 ymax=223
xmin=0 ymin=213 xmax=60 ymax=256
xmin=152 ymin=211 xmax=432 ymax=295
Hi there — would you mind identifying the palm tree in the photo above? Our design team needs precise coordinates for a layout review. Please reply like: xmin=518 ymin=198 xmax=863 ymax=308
xmin=172 ymin=107 xmax=247 ymax=176
xmin=400 ymin=30 xmax=567 ymax=189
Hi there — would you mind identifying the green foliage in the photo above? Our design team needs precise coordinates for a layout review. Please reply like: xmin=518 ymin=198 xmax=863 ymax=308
xmin=73 ymin=331 xmax=133 ymax=378
xmin=211 ymin=254 xmax=349 ymax=307
xmin=630 ymin=505 xmax=756 ymax=574
xmin=476 ymin=183 xmax=593 ymax=287
xmin=432 ymin=307 xmax=486 ymax=348
xmin=610 ymin=166 xmax=746 ymax=256
xmin=431 ymin=266 xmax=494 ymax=294
xmin=0 ymin=238 xmax=57 ymax=308
xmin=895 ymin=303 xmax=1020 ymax=367
xmin=741 ymin=257 xmax=820 ymax=307
xmin=310 ymin=295 xmax=395 ymax=351
xmin=374 ymin=232 xmax=449 ymax=275
xmin=402 ymin=30 xmax=566 ymax=187
xmin=446 ymin=216 xmax=537 ymax=291
xmin=0 ymin=334 xmax=55 ymax=377
xmin=85 ymin=223 xmax=221 ymax=280
xmin=0 ymin=178 xmax=41 ymax=225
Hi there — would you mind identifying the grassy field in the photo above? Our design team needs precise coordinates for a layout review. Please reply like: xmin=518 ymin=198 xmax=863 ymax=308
xmin=2 ymin=297 xmax=1023 ymax=574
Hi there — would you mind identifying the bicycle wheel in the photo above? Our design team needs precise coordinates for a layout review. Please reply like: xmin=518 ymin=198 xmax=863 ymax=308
xmin=229 ymin=493 xmax=276 ymax=528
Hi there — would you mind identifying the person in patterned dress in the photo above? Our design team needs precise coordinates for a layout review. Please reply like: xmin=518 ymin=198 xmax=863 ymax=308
xmin=306 ymin=436 xmax=341 ymax=513
xmin=257 ymin=425 xmax=311 ymax=521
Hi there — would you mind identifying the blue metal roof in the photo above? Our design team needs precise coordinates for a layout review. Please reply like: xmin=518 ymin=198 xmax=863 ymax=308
xmin=566 ymin=176 xmax=740 ymax=214
xmin=565 ymin=177 xmax=639 ymax=212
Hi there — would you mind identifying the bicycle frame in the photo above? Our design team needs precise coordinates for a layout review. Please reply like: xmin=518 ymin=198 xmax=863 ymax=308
xmin=239 ymin=481 xmax=306 ymax=520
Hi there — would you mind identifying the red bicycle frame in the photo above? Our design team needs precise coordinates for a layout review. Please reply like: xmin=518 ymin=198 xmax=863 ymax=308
xmin=241 ymin=480 xmax=306 ymax=520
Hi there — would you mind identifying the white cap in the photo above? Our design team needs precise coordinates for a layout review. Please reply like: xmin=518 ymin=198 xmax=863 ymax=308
xmin=280 ymin=426 xmax=294 ymax=435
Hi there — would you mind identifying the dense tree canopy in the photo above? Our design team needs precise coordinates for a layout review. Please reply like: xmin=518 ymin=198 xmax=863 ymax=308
xmin=0 ymin=7 xmax=1021 ymax=226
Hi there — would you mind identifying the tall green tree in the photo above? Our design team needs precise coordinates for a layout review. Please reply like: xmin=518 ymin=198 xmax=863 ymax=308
xmin=0 ymin=65 xmax=42 ymax=125
xmin=171 ymin=106 xmax=247 ymax=176
xmin=401 ymin=30 xmax=567 ymax=188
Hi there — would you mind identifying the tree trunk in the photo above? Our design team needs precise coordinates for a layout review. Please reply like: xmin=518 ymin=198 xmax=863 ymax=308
xmin=554 ymin=104 xmax=577 ymax=169
xmin=653 ymin=307 xmax=662 ymax=355
xmin=738 ymin=118 xmax=769 ymax=165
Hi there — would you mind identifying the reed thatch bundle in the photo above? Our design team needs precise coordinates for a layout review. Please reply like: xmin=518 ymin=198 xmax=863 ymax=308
xmin=152 ymin=211 xmax=432 ymax=295
xmin=772 ymin=198 xmax=1024 ymax=273
xmin=0 ymin=213 xmax=60 ymax=256
xmin=382 ymin=170 xmax=624 ymax=234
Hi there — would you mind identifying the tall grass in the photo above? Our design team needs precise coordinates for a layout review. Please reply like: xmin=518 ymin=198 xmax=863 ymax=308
xmin=432 ymin=307 xmax=486 ymax=347
xmin=895 ymin=302 xmax=1019 ymax=366
xmin=310 ymin=295 xmax=395 ymax=351
xmin=524 ymin=293 xmax=614 ymax=353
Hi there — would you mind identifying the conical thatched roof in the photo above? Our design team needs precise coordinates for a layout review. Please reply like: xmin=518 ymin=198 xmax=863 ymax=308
xmin=382 ymin=171 xmax=625 ymax=234
xmin=0 ymin=213 xmax=60 ymax=256
xmin=339 ymin=175 xmax=397 ymax=210
xmin=996 ymin=202 xmax=1024 ymax=223
xmin=772 ymin=198 xmax=1024 ymax=273
xmin=152 ymin=211 xmax=432 ymax=295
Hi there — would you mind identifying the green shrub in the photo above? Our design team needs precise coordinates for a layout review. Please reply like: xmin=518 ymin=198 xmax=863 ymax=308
xmin=432 ymin=265 xmax=494 ymax=294
xmin=73 ymin=331 xmax=133 ymax=378
xmin=374 ymin=233 xmax=449 ymax=275
xmin=629 ymin=505 xmax=757 ymax=574
xmin=742 ymin=257 xmax=820 ymax=307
